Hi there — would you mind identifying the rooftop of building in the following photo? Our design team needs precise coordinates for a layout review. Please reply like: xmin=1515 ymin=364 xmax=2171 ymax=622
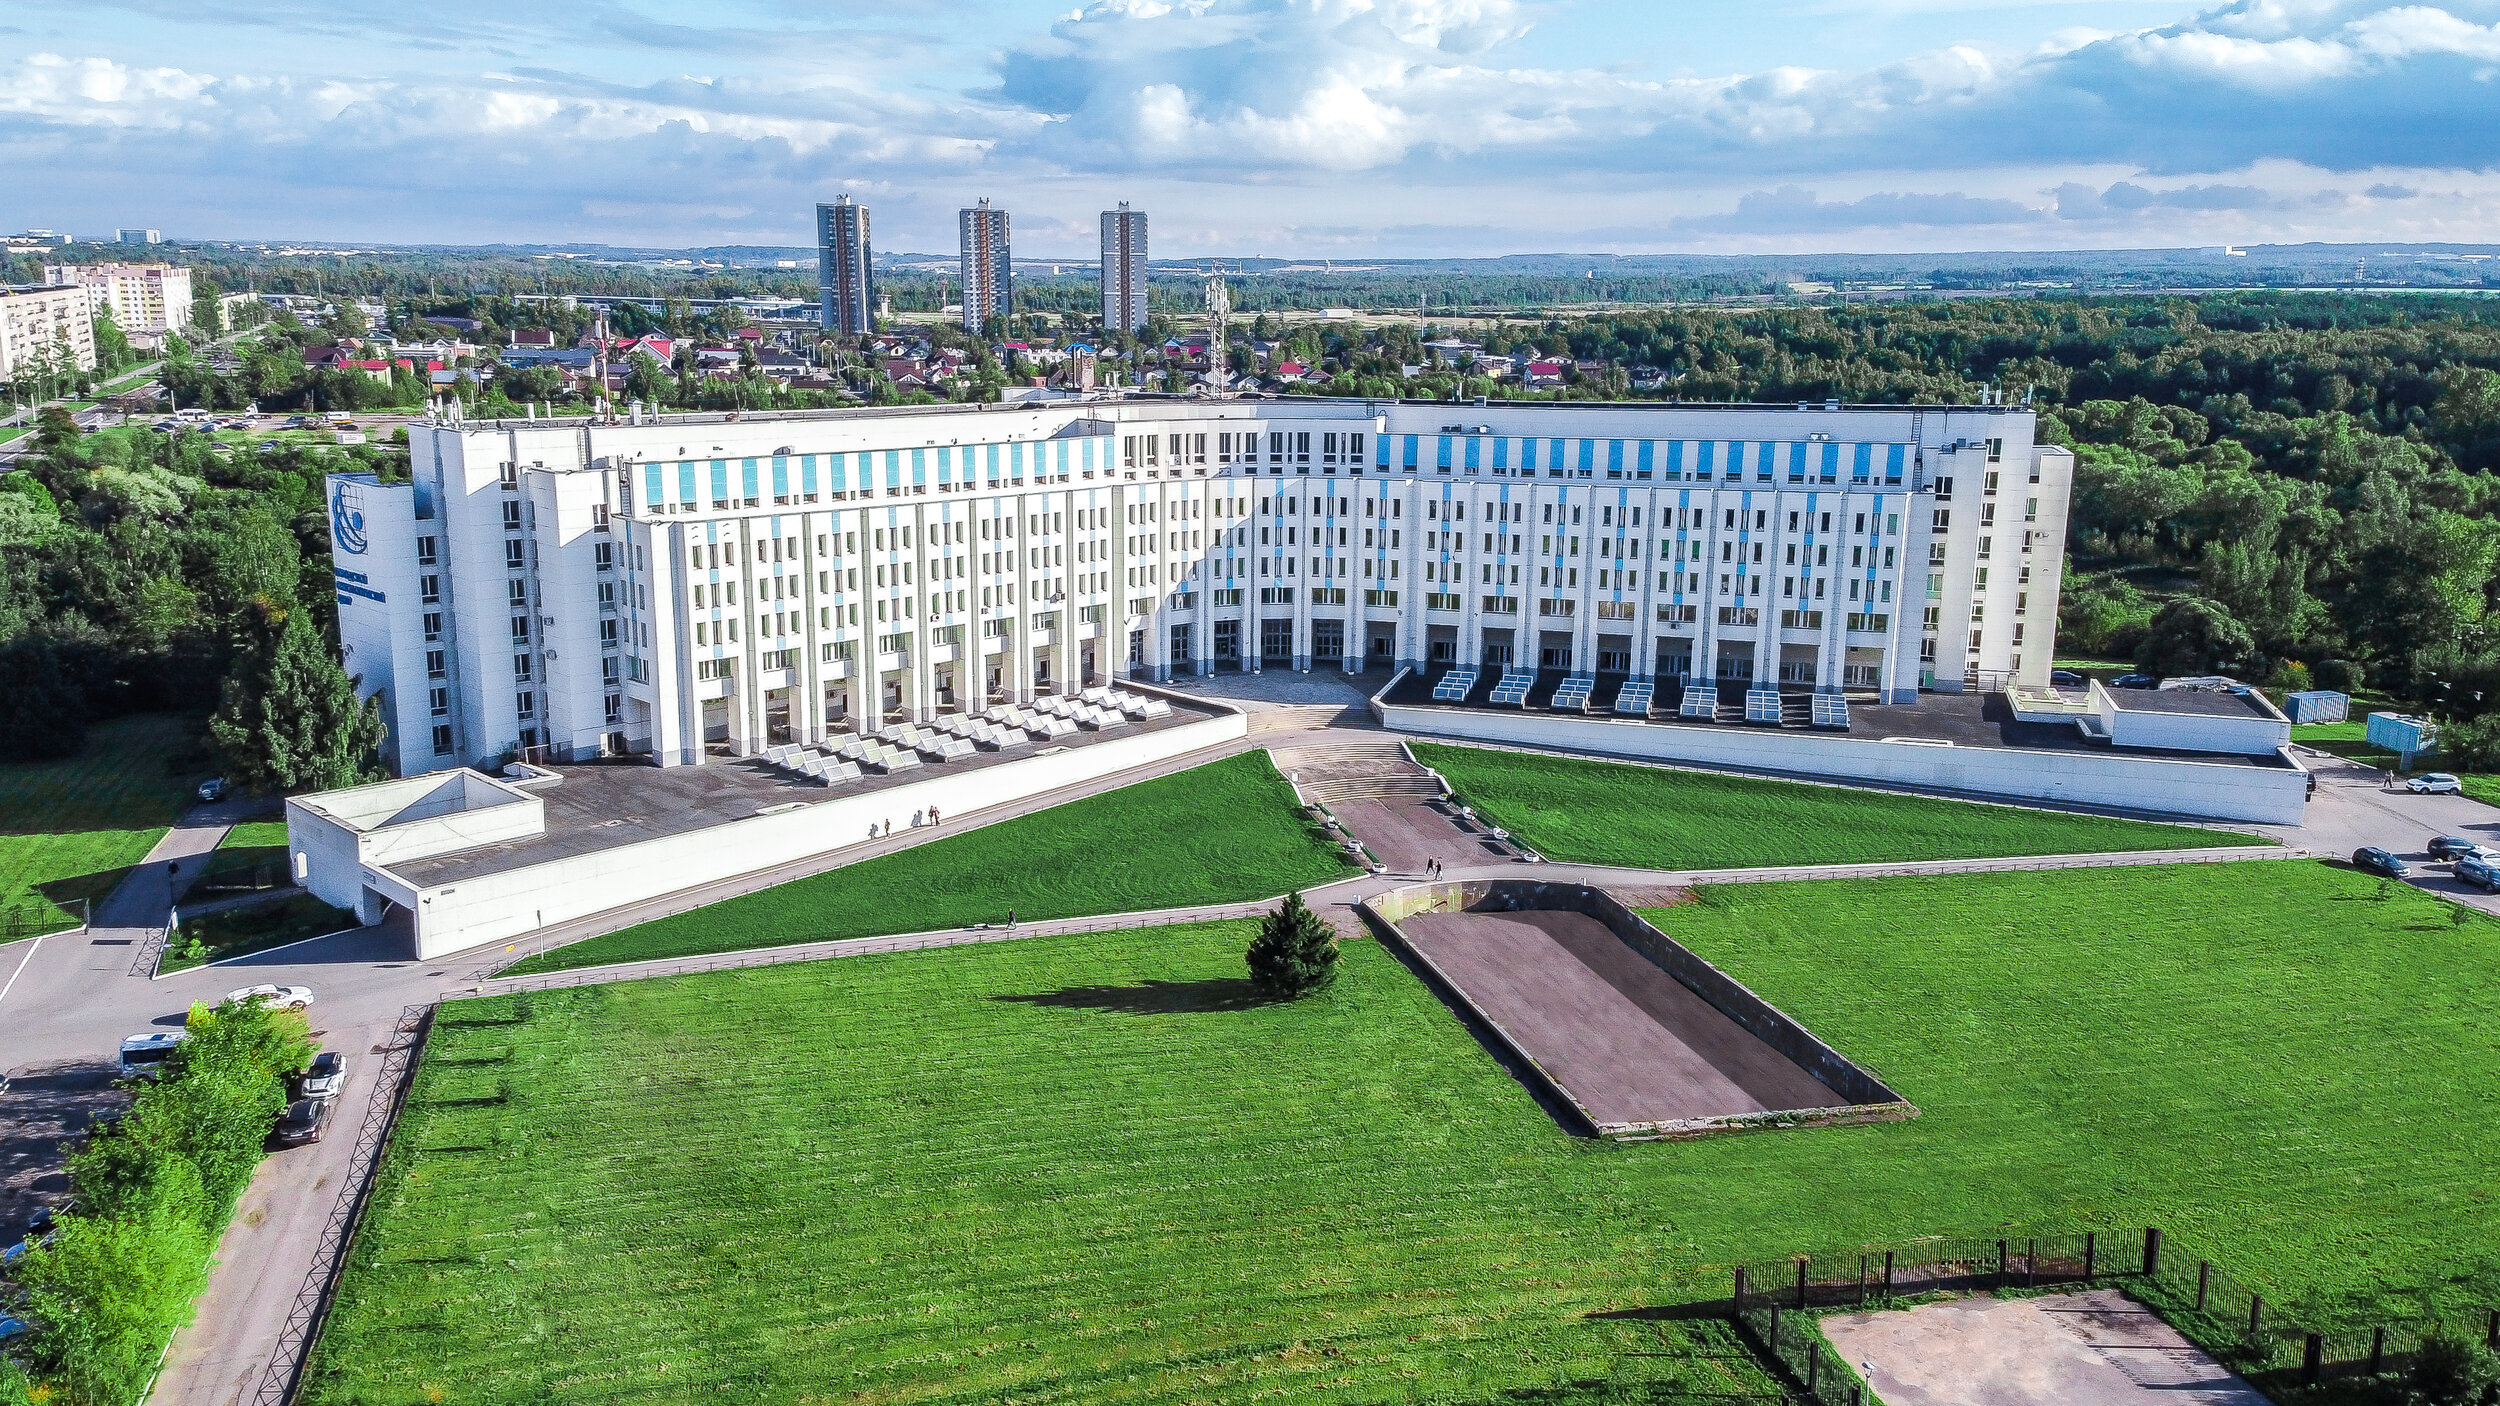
xmin=2104 ymin=684 xmax=2286 ymax=719
xmin=1379 ymin=668 xmax=2291 ymax=769
xmin=386 ymin=687 xmax=1231 ymax=889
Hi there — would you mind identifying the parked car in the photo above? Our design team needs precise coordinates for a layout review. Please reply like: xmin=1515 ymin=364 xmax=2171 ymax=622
xmin=118 ymin=1031 xmax=186 ymax=1080
xmin=2049 ymin=669 xmax=2086 ymax=687
xmin=2352 ymin=847 xmax=2412 ymax=878
xmin=2428 ymin=835 xmax=2484 ymax=859
xmin=225 ymin=983 xmax=314 ymax=1010
xmin=195 ymin=777 xmax=227 ymax=802
xmin=2408 ymin=773 xmax=2465 ymax=795
xmin=2458 ymin=855 xmax=2500 ymax=893
xmin=294 ymin=1051 xmax=347 ymax=1101
xmin=273 ymin=1097 xmax=330 ymax=1147
xmin=2111 ymin=673 xmax=2157 ymax=689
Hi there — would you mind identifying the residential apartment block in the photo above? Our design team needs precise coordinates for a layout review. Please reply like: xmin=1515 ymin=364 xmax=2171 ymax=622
xmin=42 ymin=261 xmax=193 ymax=348
xmin=815 ymin=196 xmax=874 ymax=336
xmin=328 ymin=397 xmax=2069 ymax=777
xmin=1101 ymin=204 xmax=1147 ymax=334
xmin=0 ymin=284 xmax=99 ymax=378
xmin=958 ymin=200 xmax=1012 ymax=335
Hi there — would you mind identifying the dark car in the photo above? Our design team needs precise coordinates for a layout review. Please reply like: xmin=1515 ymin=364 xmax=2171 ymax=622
xmin=273 ymin=1098 xmax=330 ymax=1148
xmin=2111 ymin=673 xmax=2158 ymax=689
xmin=2352 ymin=847 xmax=2412 ymax=879
xmin=2458 ymin=855 xmax=2500 ymax=893
xmin=2050 ymin=669 xmax=2087 ymax=687
xmin=2429 ymin=835 xmax=2485 ymax=860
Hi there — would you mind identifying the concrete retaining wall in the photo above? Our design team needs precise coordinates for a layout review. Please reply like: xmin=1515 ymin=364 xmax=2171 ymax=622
xmin=402 ymin=704 xmax=1247 ymax=959
xmin=1361 ymin=879 xmax=1916 ymax=1140
xmin=1377 ymin=700 xmax=2307 ymax=824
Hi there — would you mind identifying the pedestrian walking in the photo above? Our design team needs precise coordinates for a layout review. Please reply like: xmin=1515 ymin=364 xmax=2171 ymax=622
xmin=912 ymin=808 xmax=924 ymax=828
xmin=930 ymin=805 xmax=941 ymax=825
xmin=1006 ymin=907 xmax=1016 ymax=929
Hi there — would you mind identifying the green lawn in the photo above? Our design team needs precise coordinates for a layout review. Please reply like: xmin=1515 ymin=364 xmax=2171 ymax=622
xmin=1414 ymin=742 xmax=2263 ymax=869
xmin=221 ymin=820 xmax=291 ymax=849
xmin=308 ymin=860 xmax=2500 ymax=1404
xmin=0 ymin=715 xmax=203 ymax=938
xmin=502 ymin=753 xmax=1357 ymax=976
xmin=160 ymin=892 xmax=354 ymax=974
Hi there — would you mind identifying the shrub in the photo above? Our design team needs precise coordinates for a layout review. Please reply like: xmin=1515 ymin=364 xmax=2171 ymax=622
xmin=2405 ymin=1328 xmax=2500 ymax=1406
xmin=2316 ymin=658 xmax=2365 ymax=693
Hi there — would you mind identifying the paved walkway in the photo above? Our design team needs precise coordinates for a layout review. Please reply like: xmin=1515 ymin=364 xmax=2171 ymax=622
xmin=1821 ymin=1289 xmax=2269 ymax=1406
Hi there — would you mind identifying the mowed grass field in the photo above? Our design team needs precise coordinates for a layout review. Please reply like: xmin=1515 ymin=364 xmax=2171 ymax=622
xmin=503 ymin=752 xmax=1356 ymax=976
xmin=0 ymin=715 xmax=201 ymax=935
xmin=1415 ymin=741 xmax=2265 ymax=868
xmin=309 ymin=861 xmax=2500 ymax=1404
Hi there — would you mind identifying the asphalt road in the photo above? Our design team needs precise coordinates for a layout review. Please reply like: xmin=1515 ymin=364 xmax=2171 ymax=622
xmin=0 ymin=727 xmax=2484 ymax=1404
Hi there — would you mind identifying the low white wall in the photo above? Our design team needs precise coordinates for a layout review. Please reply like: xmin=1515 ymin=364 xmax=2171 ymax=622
xmin=358 ymin=787 xmax=545 ymax=869
xmin=2111 ymin=706 xmax=2291 ymax=757
xmin=403 ymin=707 xmax=1247 ymax=958
xmin=1381 ymin=703 xmax=2308 ymax=825
xmin=284 ymin=798 xmax=367 ymax=912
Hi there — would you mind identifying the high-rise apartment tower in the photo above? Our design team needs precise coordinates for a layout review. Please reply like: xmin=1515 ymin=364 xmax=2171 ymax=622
xmin=816 ymin=196 xmax=874 ymax=335
xmin=959 ymin=199 xmax=1012 ymax=336
xmin=1100 ymin=203 xmax=1147 ymax=334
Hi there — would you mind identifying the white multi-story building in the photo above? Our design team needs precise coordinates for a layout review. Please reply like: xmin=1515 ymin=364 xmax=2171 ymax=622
xmin=42 ymin=261 xmax=193 ymax=347
xmin=0 ymin=284 xmax=99 ymax=377
xmin=328 ymin=397 xmax=2071 ymax=777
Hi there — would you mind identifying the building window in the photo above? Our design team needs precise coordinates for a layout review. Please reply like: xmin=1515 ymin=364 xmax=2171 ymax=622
xmin=499 ymin=463 xmax=519 ymax=489
xmin=502 ymin=500 xmax=524 ymax=530
xmin=514 ymin=653 xmax=533 ymax=681
xmin=416 ymin=535 xmax=438 ymax=565
xmin=425 ymin=649 xmax=446 ymax=678
xmin=515 ymin=690 xmax=536 ymax=717
xmin=429 ymin=686 xmax=449 ymax=716
xmin=431 ymin=724 xmax=454 ymax=754
xmin=423 ymin=612 xmax=443 ymax=641
xmin=420 ymin=574 xmax=440 ymax=604
xmin=594 ymin=541 xmax=614 ymax=570
xmin=604 ymin=693 xmax=623 ymax=724
xmin=511 ymin=615 xmax=531 ymax=643
xmin=505 ymin=540 xmax=526 ymax=569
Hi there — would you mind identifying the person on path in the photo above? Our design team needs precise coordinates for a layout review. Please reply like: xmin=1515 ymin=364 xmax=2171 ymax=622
xmin=912 ymin=809 xmax=924 ymax=828
xmin=1006 ymin=907 xmax=1016 ymax=929
xmin=930 ymin=805 xmax=940 ymax=825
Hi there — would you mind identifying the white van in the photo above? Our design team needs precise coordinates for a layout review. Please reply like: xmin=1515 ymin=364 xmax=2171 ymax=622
xmin=117 ymin=1031 xmax=185 ymax=1080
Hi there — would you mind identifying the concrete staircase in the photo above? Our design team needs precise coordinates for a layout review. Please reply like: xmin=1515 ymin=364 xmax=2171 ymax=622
xmin=1243 ymin=703 xmax=1373 ymax=736
xmin=1272 ymin=739 xmax=1444 ymax=806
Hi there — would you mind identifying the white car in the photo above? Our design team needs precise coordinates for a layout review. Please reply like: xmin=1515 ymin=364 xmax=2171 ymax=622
xmin=225 ymin=983 xmax=314 ymax=1010
xmin=2407 ymin=773 xmax=2465 ymax=795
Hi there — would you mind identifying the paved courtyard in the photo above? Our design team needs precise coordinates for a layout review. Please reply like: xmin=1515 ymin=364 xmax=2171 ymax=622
xmin=1819 ymin=1290 xmax=2269 ymax=1406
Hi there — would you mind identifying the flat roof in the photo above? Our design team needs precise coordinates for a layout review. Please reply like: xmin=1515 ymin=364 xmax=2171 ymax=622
xmin=2107 ymin=687 xmax=2279 ymax=719
xmin=1381 ymin=669 xmax=2287 ymax=769
xmin=389 ymin=691 xmax=1228 ymax=888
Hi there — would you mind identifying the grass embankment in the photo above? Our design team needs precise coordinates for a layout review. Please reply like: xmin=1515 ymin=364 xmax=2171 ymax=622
xmin=502 ymin=752 xmax=1355 ymax=976
xmin=0 ymin=715 xmax=202 ymax=937
xmin=310 ymin=861 xmax=2500 ymax=1403
xmin=1413 ymin=742 xmax=2263 ymax=869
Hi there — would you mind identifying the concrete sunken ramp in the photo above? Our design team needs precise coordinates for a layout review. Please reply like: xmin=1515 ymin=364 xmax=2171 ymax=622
xmin=1398 ymin=909 xmax=1836 ymax=1125
xmin=1819 ymin=1290 xmax=2268 ymax=1406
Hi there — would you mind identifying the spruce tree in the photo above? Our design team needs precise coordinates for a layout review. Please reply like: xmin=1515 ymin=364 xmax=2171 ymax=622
xmin=209 ymin=602 xmax=384 ymax=794
xmin=1246 ymin=891 xmax=1340 ymax=999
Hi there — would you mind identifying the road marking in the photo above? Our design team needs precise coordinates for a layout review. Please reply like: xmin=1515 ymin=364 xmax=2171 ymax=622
xmin=0 ymin=935 xmax=43 ymax=1011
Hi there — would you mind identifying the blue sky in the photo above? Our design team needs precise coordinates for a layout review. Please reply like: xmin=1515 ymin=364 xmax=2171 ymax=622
xmin=4 ymin=0 xmax=2497 ymax=255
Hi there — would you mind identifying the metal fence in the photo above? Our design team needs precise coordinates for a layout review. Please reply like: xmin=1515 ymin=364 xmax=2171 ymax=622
xmin=1722 ymin=1227 xmax=2500 ymax=1399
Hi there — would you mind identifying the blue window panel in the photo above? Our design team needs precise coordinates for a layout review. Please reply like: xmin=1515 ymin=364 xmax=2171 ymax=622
xmin=1013 ymin=442 xmax=1028 ymax=476
xmin=741 ymin=459 xmax=760 ymax=501
xmin=1821 ymin=442 xmax=1841 ymax=479
xmin=1492 ymin=437 xmax=1511 ymax=471
xmin=1696 ymin=442 xmax=1715 ymax=478
xmin=772 ymin=457 xmax=789 ymax=499
xmin=1056 ymin=442 xmax=1069 ymax=473
xmin=911 ymin=449 xmax=926 ymax=485
xmin=1637 ymin=441 xmax=1654 ymax=477
xmin=1578 ymin=439 xmax=1596 ymax=472
xmin=709 ymin=460 xmax=729 ymax=503
xmin=1754 ymin=442 xmax=1775 ymax=478
xmin=1522 ymin=438 xmax=1538 ymax=471
xmin=1549 ymin=439 xmax=1567 ymax=473
xmin=643 ymin=463 xmax=663 ymax=507
xmin=1464 ymin=437 xmax=1481 ymax=470
xmin=1787 ymin=443 xmax=1808 ymax=480
xmin=826 ymin=453 xmax=846 ymax=493
xmin=1402 ymin=434 xmax=1420 ymax=467
xmin=1081 ymin=439 xmax=1096 ymax=471
xmin=1375 ymin=437 xmax=1389 ymax=467
xmin=1436 ymin=436 xmax=1453 ymax=468
xmin=1607 ymin=440 xmax=1625 ymax=475
xmin=884 ymin=450 xmax=902 ymax=488
xmin=1886 ymin=444 xmax=1907 ymax=481
xmin=1852 ymin=443 xmax=1873 ymax=481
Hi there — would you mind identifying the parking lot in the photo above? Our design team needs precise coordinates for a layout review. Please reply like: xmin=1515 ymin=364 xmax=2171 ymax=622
xmin=2267 ymin=751 xmax=2500 ymax=910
